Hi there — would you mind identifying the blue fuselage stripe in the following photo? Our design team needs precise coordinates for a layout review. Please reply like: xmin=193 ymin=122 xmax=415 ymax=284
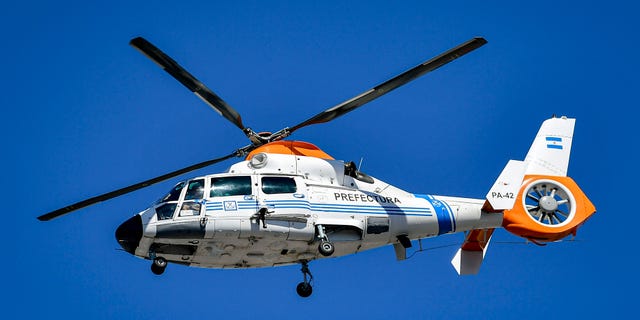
xmin=414 ymin=194 xmax=454 ymax=235
xmin=205 ymin=199 xmax=433 ymax=217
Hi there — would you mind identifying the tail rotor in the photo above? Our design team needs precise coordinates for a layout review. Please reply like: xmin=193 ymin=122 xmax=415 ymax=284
xmin=523 ymin=179 xmax=575 ymax=227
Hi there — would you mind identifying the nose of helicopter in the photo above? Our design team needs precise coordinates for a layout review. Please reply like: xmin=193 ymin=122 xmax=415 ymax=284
xmin=115 ymin=215 xmax=143 ymax=255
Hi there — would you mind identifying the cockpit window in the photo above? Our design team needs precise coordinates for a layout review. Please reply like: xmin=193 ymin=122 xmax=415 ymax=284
xmin=185 ymin=179 xmax=204 ymax=200
xmin=158 ymin=182 xmax=186 ymax=203
xmin=179 ymin=201 xmax=201 ymax=217
xmin=262 ymin=177 xmax=297 ymax=194
xmin=156 ymin=203 xmax=177 ymax=220
xmin=210 ymin=176 xmax=252 ymax=197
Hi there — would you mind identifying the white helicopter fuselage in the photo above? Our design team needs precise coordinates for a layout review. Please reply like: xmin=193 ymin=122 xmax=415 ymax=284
xmin=129 ymin=147 xmax=500 ymax=269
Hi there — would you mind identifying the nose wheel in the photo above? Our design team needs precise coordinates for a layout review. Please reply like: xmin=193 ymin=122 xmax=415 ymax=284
xmin=296 ymin=261 xmax=313 ymax=298
xmin=151 ymin=257 xmax=167 ymax=275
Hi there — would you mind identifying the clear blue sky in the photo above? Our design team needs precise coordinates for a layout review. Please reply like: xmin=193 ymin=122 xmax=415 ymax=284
xmin=3 ymin=1 xmax=636 ymax=318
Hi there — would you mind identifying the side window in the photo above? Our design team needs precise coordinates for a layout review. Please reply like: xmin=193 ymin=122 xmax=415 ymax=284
xmin=184 ymin=179 xmax=204 ymax=200
xmin=156 ymin=203 xmax=177 ymax=220
xmin=179 ymin=201 xmax=202 ymax=217
xmin=210 ymin=176 xmax=252 ymax=197
xmin=262 ymin=177 xmax=297 ymax=194
xmin=179 ymin=179 xmax=205 ymax=217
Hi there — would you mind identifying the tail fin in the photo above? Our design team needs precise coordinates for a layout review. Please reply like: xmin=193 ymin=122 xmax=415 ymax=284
xmin=481 ymin=116 xmax=577 ymax=212
xmin=524 ymin=116 xmax=575 ymax=176
xmin=503 ymin=116 xmax=595 ymax=242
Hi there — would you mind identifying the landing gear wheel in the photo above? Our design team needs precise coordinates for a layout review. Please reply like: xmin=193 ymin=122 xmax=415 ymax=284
xmin=151 ymin=263 xmax=165 ymax=275
xmin=318 ymin=241 xmax=335 ymax=257
xmin=296 ymin=260 xmax=314 ymax=298
xmin=296 ymin=282 xmax=313 ymax=298
xmin=151 ymin=257 xmax=167 ymax=275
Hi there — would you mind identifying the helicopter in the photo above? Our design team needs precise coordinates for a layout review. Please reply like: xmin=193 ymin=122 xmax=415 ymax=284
xmin=38 ymin=36 xmax=596 ymax=298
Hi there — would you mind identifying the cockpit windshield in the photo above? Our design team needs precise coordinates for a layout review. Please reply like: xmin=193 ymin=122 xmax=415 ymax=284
xmin=185 ymin=179 xmax=204 ymax=200
xmin=157 ymin=181 xmax=186 ymax=204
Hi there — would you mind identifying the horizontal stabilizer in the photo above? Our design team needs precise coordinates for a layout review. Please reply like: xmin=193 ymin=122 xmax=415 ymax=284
xmin=485 ymin=160 xmax=526 ymax=211
xmin=451 ymin=228 xmax=494 ymax=275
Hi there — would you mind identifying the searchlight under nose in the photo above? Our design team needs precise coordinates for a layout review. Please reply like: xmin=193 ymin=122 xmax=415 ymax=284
xmin=115 ymin=215 xmax=143 ymax=254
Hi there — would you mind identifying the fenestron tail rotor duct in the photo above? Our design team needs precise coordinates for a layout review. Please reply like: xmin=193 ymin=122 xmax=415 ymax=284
xmin=523 ymin=180 xmax=575 ymax=227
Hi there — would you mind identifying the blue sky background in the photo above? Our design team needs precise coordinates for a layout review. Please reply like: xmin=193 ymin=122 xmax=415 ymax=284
xmin=3 ymin=1 xmax=636 ymax=318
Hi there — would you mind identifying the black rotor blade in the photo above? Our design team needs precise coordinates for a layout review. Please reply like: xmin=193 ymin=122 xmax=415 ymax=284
xmin=288 ymin=37 xmax=487 ymax=133
xmin=37 ymin=151 xmax=241 ymax=221
xmin=130 ymin=37 xmax=245 ymax=130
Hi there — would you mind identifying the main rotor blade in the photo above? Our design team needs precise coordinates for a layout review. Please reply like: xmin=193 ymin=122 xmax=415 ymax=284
xmin=130 ymin=37 xmax=245 ymax=130
xmin=37 ymin=151 xmax=241 ymax=221
xmin=288 ymin=37 xmax=487 ymax=133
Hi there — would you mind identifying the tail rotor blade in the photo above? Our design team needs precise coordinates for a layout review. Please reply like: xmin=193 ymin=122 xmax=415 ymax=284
xmin=130 ymin=37 xmax=245 ymax=131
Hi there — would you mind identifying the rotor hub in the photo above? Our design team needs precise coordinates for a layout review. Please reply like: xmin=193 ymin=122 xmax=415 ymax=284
xmin=539 ymin=195 xmax=558 ymax=212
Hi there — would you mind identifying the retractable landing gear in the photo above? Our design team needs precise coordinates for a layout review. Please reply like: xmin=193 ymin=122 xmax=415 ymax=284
xmin=316 ymin=225 xmax=335 ymax=257
xmin=296 ymin=261 xmax=313 ymax=298
xmin=151 ymin=257 xmax=167 ymax=275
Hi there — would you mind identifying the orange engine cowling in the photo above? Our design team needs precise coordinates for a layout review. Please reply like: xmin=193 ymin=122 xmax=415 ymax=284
xmin=502 ymin=175 xmax=596 ymax=242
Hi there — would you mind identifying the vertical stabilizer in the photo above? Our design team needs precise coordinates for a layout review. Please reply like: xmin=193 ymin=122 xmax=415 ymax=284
xmin=524 ymin=116 xmax=575 ymax=177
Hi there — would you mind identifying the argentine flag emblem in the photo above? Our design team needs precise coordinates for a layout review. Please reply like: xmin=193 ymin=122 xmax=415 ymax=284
xmin=546 ymin=136 xmax=563 ymax=150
